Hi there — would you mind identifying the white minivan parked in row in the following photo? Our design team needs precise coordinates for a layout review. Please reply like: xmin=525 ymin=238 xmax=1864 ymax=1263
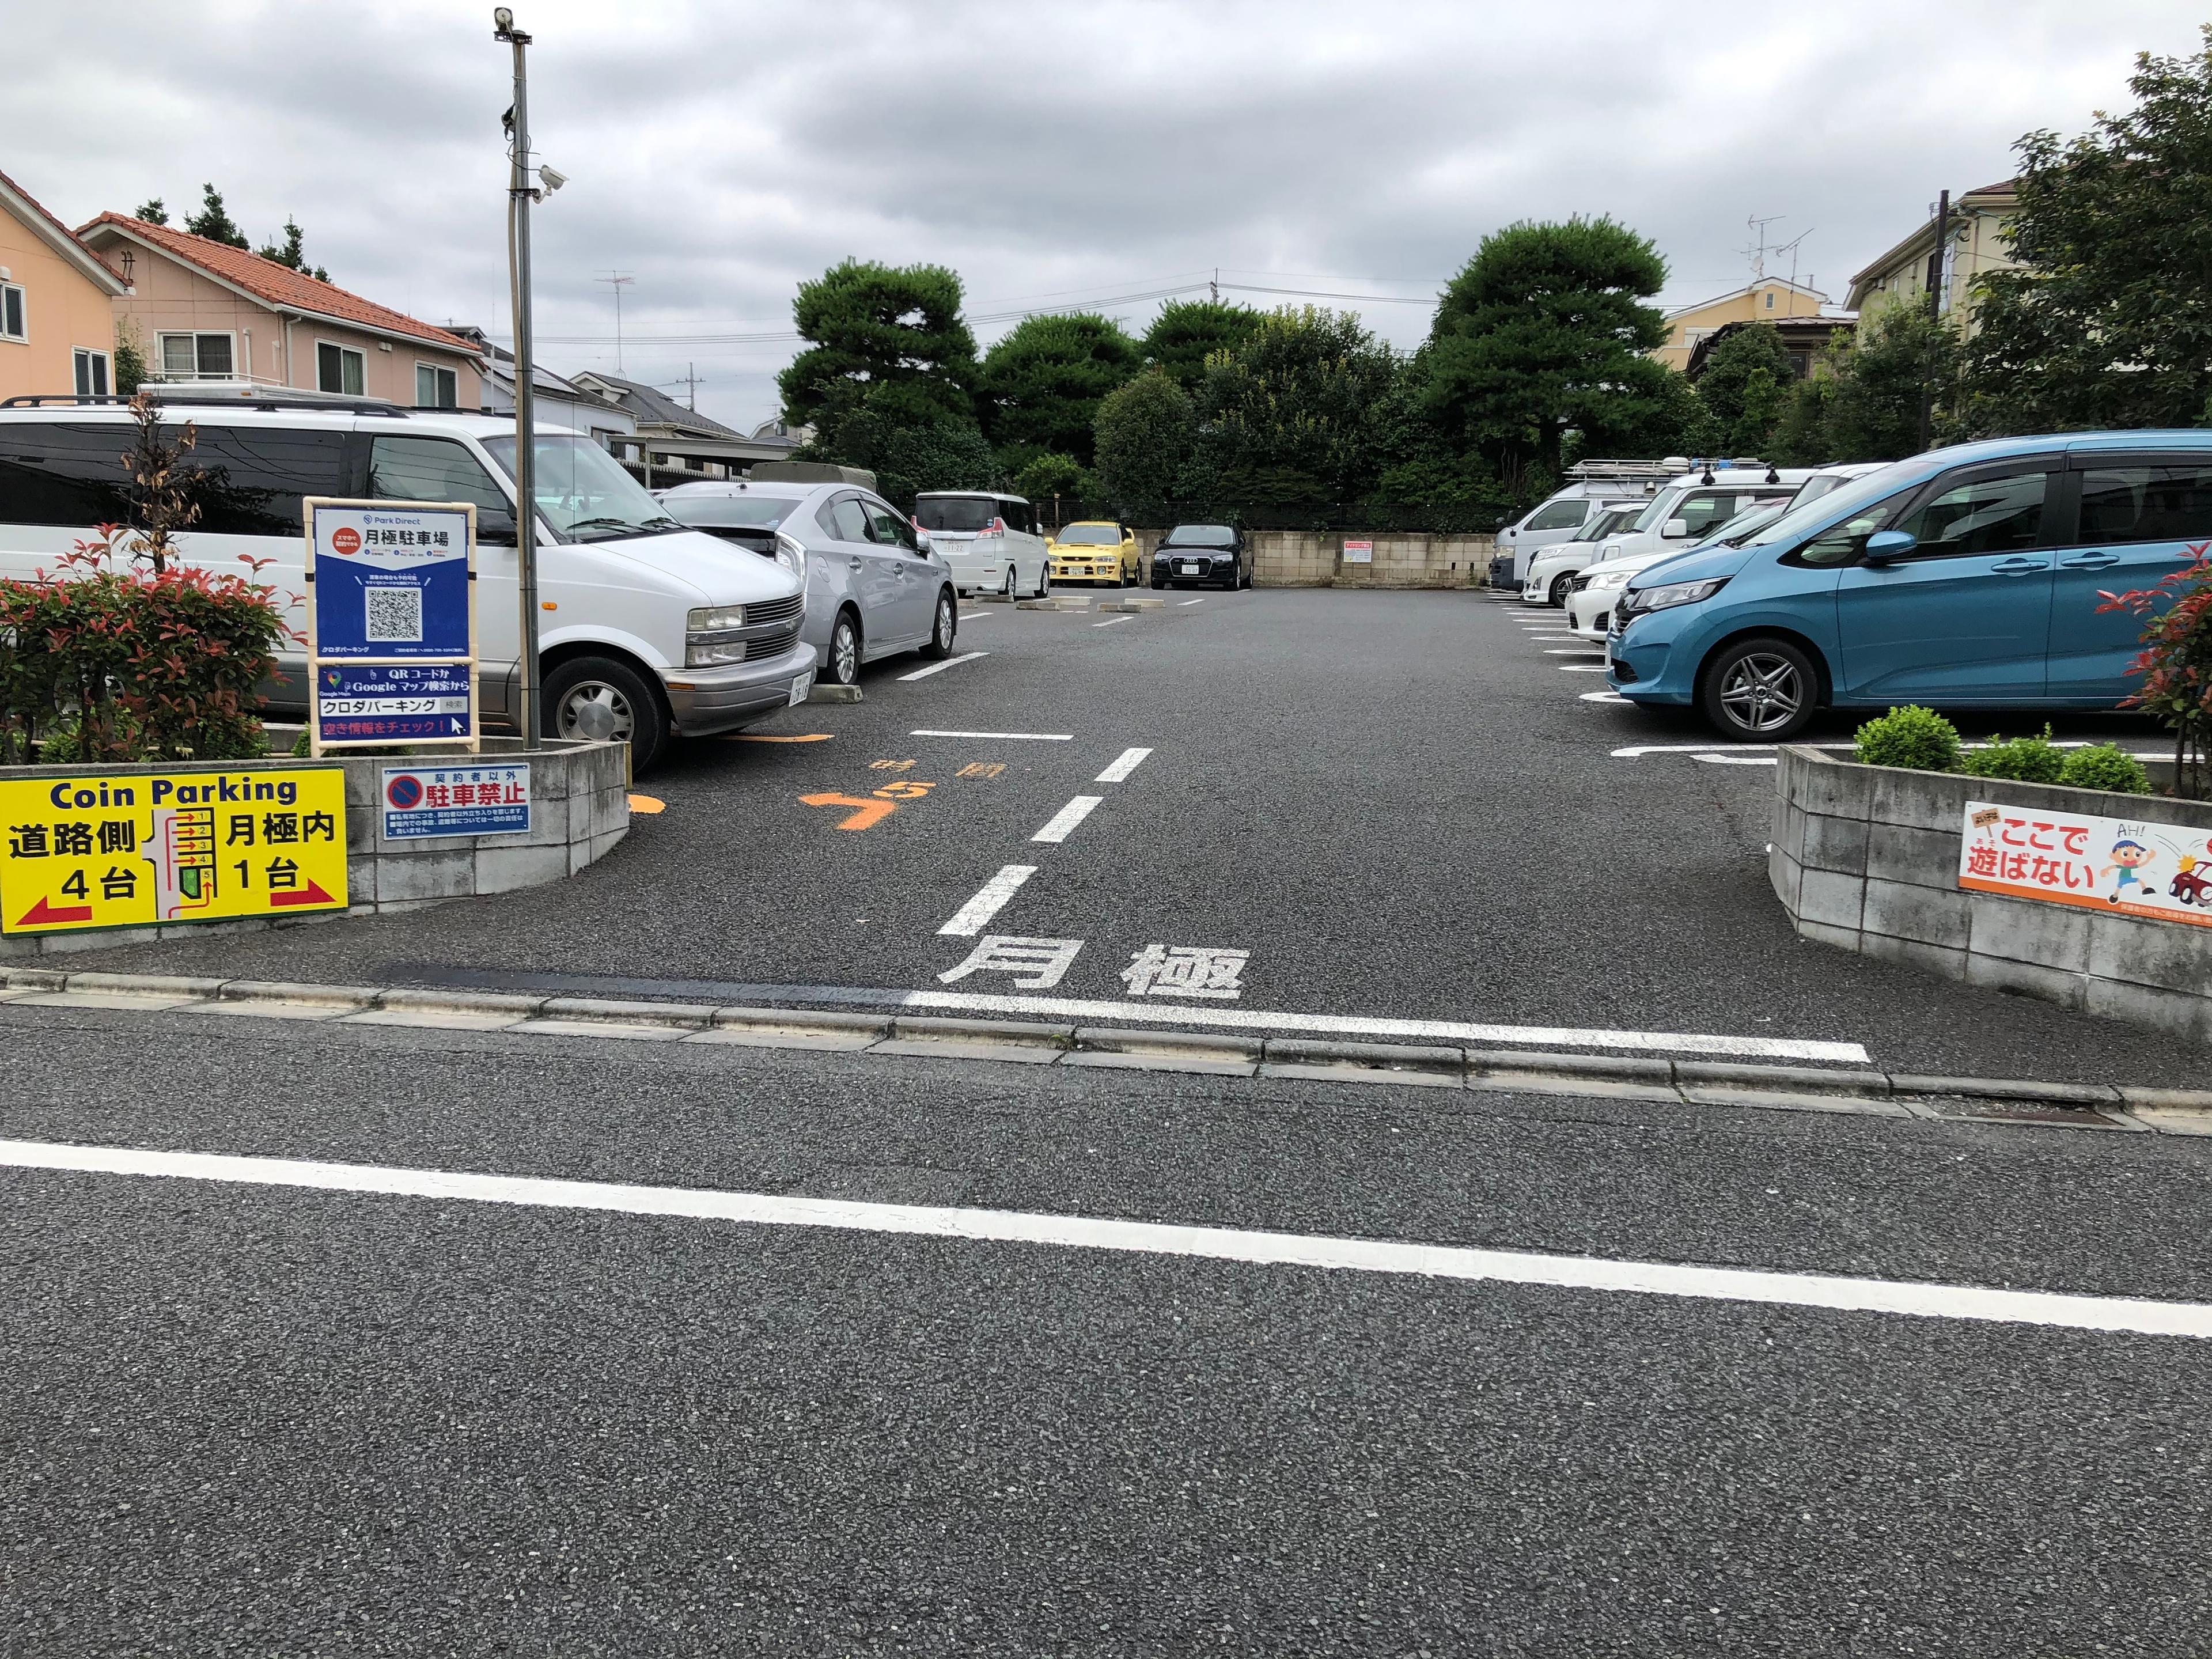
xmin=914 ymin=491 xmax=1052 ymax=597
xmin=0 ymin=393 xmax=815 ymax=772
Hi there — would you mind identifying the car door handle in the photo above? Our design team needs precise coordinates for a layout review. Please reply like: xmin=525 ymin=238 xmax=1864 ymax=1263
xmin=2057 ymin=553 xmax=2120 ymax=570
xmin=847 ymin=556 xmax=863 ymax=570
xmin=1990 ymin=558 xmax=2049 ymax=574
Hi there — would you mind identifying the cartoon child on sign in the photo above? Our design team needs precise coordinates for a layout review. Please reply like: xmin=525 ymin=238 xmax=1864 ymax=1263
xmin=2101 ymin=837 xmax=2155 ymax=905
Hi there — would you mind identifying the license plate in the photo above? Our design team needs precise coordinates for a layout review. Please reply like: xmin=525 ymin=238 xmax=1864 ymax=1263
xmin=1178 ymin=562 xmax=1198 ymax=574
xmin=789 ymin=672 xmax=812 ymax=706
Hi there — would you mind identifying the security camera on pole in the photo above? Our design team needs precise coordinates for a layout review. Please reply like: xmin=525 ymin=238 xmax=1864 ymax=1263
xmin=493 ymin=8 xmax=565 ymax=748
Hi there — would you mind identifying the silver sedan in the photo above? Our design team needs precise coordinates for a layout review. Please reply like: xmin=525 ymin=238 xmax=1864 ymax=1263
xmin=659 ymin=480 xmax=961 ymax=685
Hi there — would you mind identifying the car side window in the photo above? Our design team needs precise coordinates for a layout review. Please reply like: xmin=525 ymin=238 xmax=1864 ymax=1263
xmin=999 ymin=500 xmax=1031 ymax=536
xmin=1525 ymin=499 xmax=1588 ymax=531
xmin=863 ymin=499 xmax=919 ymax=553
xmin=827 ymin=495 xmax=872 ymax=543
xmin=2077 ymin=462 xmax=2212 ymax=544
xmin=1892 ymin=468 xmax=2049 ymax=557
xmin=369 ymin=435 xmax=518 ymax=545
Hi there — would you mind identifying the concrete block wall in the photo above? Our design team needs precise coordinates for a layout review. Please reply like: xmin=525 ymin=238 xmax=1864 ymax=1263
xmin=1 ymin=737 xmax=628 ymax=957
xmin=1771 ymin=746 xmax=2212 ymax=1046
xmin=1131 ymin=529 xmax=1494 ymax=589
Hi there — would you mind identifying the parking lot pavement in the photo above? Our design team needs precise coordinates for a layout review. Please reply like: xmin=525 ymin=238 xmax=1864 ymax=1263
xmin=2 ymin=1007 xmax=2208 ymax=1654
xmin=45 ymin=587 xmax=2210 ymax=1085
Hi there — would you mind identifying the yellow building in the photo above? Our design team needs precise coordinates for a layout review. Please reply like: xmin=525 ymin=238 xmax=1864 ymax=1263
xmin=1844 ymin=179 xmax=2018 ymax=335
xmin=0 ymin=167 xmax=132 ymax=400
xmin=1653 ymin=278 xmax=1831 ymax=374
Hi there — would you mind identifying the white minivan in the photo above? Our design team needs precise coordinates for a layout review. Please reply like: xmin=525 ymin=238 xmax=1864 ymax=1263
xmin=1488 ymin=459 xmax=1677 ymax=590
xmin=0 ymin=395 xmax=814 ymax=772
xmin=914 ymin=491 xmax=1052 ymax=597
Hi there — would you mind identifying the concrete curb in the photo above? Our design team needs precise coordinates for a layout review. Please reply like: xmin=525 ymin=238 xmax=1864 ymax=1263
xmin=6 ymin=967 xmax=2210 ymax=1132
xmin=806 ymin=684 xmax=862 ymax=703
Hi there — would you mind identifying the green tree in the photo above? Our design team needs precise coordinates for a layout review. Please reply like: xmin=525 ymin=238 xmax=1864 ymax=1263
xmin=256 ymin=217 xmax=329 ymax=283
xmin=1009 ymin=452 xmax=1094 ymax=513
xmin=1962 ymin=28 xmax=2212 ymax=435
xmin=1192 ymin=306 xmax=1399 ymax=504
xmin=1695 ymin=324 xmax=1795 ymax=452
xmin=183 ymin=184 xmax=249 ymax=248
xmin=1093 ymin=369 xmax=1194 ymax=514
xmin=801 ymin=406 xmax=1001 ymax=512
xmin=978 ymin=312 xmax=1140 ymax=466
xmin=134 ymin=198 xmax=167 ymax=226
xmin=113 ymin=321 xmax=146 ymax=395
xmin=1140 ymin=299 xmax=1262 ymax=388
xmin=1823 ymin=302 xmax=1960 ymax=461
xmin=1422 ymin=217 xmax=1674 ymax=476
xmin=778 ymin=259 xmax=980 ymax=448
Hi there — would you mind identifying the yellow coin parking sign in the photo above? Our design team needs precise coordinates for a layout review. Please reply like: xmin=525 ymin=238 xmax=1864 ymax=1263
xmin=1 ymin=768 xmax=349 ymax=935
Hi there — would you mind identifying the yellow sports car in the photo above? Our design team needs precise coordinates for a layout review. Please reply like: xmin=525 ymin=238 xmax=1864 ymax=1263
xmin=1046 ymin=521 xmax=1140 ymax=586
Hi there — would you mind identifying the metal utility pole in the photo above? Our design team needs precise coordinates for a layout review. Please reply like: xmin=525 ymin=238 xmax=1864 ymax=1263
xmin=596 ymin=271 xmax=634 ymax=373
xmin=1917 ymin=188 xmax=1952 ymax=453
xmin=497 ymin=6 xmax=543 ymax=748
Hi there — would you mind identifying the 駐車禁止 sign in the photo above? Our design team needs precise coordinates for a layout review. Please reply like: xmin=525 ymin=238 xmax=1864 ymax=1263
xmin=1959 ymin=799 xmax=2212 ymax=927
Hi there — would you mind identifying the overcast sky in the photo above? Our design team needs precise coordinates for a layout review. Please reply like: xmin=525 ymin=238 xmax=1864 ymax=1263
xmin=7 ymin=1 xmax=2203 ymax=431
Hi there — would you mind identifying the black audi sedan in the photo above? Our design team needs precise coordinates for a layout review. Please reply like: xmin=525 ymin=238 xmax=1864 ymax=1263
xmin=1150 ymin=523 xmax=1249 ymax=589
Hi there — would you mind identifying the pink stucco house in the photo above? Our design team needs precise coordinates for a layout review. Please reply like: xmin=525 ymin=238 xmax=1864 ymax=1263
xmin=77 ymin=214 xmax=484 ymax=407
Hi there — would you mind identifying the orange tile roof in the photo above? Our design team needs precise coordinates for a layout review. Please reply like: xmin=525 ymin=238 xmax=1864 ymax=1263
xmin=79 ymin=212 xmax=482 ymax=356
xmin=0 ymin=168 xmax=128 ymax=286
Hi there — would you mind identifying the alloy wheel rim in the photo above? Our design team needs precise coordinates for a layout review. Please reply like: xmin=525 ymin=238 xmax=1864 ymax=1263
xmin=937 ymin=596 xmax=953 ymax=646
xmin=1719 ymin=654 xmax=1804 ymax=732
xmin=834 ymin=624 xmax=858 ymax=682
xmin=559 ymin=681 xmax=632 ymax=743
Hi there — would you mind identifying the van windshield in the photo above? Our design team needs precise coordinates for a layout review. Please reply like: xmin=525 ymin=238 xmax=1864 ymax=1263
xmin=484 ymin=434 xmax=681 ymax=541
xmin=915 ymin=497 xmax=997 ymax=533
xmin=1743 ymin=459 xmax=1918 ymax=547
xmin=1630 ymin=487 xmax=1685 ymax=533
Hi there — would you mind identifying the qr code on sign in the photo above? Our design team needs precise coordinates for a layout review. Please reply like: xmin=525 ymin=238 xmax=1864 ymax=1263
xmin=365 ymin=586 xmax=423 ymax=643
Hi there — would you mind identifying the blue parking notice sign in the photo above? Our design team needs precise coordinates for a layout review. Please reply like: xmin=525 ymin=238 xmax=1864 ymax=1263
xmin=381 ymin=763 xmax=531 ymax=839
xmin=317 ymin=662 xmax=474 ymax=743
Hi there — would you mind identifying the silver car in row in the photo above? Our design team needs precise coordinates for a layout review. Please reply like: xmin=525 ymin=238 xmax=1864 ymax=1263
xmin=658 ymin=479 xmax=961 ymax=685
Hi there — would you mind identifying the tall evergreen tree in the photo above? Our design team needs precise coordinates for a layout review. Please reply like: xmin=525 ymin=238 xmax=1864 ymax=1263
xmin=134 ymin=198 xmax=168 ymax=226
xmin=1192 ymin=306 xmax=1399 ymax=504
xmin=257 ymin=218 xmax=329 ymax=283
xmin=183 ymin=184 xmax=249 ymax=248
xmin=978 ymin=312 xmax=1140 ymax=467
xmin=778 ymin=259 xmax=980 ymax=448
xmin=1140 ymin=300 xmax=1262 ymax=389
xmin=1093 ymin=369 xmax=1195 ymax=514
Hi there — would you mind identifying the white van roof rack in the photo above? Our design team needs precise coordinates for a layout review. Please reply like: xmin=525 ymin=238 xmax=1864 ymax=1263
xmin=0 ymin=391 xmax=412 ymax=417
xmin=1564 ymin=459 xmax=1685 ymax=480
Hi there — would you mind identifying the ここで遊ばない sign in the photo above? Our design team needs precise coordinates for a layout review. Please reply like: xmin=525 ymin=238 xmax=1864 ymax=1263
xmin=381 ymin=763 xmax=531 ymax=839
xmin=1958 ymin=798 xmax=2212 ymax=927
xmin=306 ymin=498 xmax=478 ymax=755
xmin=0 ymin=768 xmax=348 ymax=935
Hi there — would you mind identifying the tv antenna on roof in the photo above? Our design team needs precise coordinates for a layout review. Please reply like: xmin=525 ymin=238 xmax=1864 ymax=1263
xmin=1739 ymin=214 xmax=1785 ymax=284
xmin=596 ymin=271 xmax=635 ymax=372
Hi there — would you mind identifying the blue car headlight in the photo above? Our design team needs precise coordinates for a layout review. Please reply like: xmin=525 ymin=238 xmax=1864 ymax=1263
xmin=1620 ymin=576 xmax=1728 ymax=618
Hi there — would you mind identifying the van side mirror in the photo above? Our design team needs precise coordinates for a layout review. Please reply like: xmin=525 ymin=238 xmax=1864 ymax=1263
xmin=1661 ymin=517 xmax=1691 ymax=540
xmin=1862 ymin=529 xmax=1917 ymax=565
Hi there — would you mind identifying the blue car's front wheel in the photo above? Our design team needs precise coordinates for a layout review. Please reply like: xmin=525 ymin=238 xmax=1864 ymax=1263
xmin=1700 ymin=637 xmax=1820 ymax=741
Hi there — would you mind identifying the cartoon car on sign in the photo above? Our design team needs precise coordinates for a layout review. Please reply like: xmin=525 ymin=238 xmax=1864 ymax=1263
xmin=2171 ymin=854 xmax=2211 ymax=906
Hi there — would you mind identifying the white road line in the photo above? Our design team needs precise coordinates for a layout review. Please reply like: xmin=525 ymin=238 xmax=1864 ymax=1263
xmin=1031 ymin=796 xmax=1104 ymax=843
xmin=1544 ymin=647 xmax=1605 ymax=655
xmin=7 ymin=1138 xmax=2199 ymax=1339
xmin=911 ymin=729 xmax=1073 ymax=741
xmin=1559 ymin=665 xmax=1609 ymax=672
xmin=1094 ymin=747 xmax=1153 ymax=783
xmin=899 ymin=651 xmax=987 ymax=681
xmin=936 ymin=864 xmax=1039 ymax=937
xmin=1178 ymin=597 xmax=1206 ymax=606
xmin=885 ymin=987 xmax=1868 ymax=1062
xmin=1580 ymin=691 xmax=1631 ymax=703
xmin=1695 ymin=755 xmax=1781 ymax=767
xmin=1093 ymin=615 xmax=1132 ymax=628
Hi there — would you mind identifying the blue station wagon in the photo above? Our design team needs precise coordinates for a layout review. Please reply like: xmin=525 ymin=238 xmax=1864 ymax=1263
xmin=1605 ymin=431 xmax=2211 ymax=739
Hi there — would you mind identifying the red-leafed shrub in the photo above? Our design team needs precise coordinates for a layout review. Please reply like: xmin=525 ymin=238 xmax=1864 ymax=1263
xmin=2099 ymin=540 xmax=2212 ymax=799
xmin=0 ymin=527 xmax=296 ymax=765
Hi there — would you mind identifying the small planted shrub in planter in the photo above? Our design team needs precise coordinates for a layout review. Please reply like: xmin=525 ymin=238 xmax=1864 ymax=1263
xmin=1960 ymin=726 xmax=2067 ymax=784
xmin=2058 ymin=742 xmax=2152 ymax=795
xmin=1854 ymin=705 xmax=1961 ymax=772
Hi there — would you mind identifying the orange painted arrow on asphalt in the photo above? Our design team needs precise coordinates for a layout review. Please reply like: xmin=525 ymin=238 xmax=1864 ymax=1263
xmin=16 ymin=895 xmax=94 ymax=927
xmin=798 ymin=791 xmax=898 ymax=831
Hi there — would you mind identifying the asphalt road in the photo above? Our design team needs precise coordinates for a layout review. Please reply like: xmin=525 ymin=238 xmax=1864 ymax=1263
xmin=48 ymin=585 xmax=2209 ymax=1085
xmin=3 ymin=1003 xmax=2209 ymax=1655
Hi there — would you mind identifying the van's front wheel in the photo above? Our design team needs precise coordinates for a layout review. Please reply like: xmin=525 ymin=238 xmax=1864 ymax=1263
xmin=1699 ymin=637 xmax=1819 ymax=741
xmin=544 ymin=654 xmax=669 ymax=773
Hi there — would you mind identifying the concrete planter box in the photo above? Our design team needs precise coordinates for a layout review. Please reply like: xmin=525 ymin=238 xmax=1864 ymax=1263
xmin=1 ymin=737 xmax=628 ymax=959
xmin=1772 ymin=746 xmax=2212 ymax=1046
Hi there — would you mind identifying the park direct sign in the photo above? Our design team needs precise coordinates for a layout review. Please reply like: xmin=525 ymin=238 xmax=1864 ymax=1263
xmin=305 ymin=498 xmax=478 ymax=753
xmin=1959 ymin=798 xmax=2212 ymax=927
xmin=1 ymin=768 xmax=348 ymax=936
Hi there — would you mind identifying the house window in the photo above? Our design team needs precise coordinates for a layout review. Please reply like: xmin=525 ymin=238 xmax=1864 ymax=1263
xmin=158 ymin=332 xmax=234 ymax=379
xmin=317 ymin=340 xmax=365 ymax=396
xmin=1763 ymin=291 xmax=1775 ymax=310
xmin=414 ymin=363 xmax=459 ymax=408
xmin=72 ymin=349 xmax=111 ymax=397
xmin=0 ymin=282 xmax=24 ymax=342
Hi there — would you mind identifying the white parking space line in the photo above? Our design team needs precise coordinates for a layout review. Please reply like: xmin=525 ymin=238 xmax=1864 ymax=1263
xmin=911 ymin=729 xmax=1073 ymax=741
xmin=1031 ymin=796 xmax=1104 ymax=843
xmin=1559 ymin=665 xmax=1609 ymax=672
xmin=1095 ymin=747 xmax=1153 ymax=783
xmin=899 ymin=652 xmax=987 ymax=681
xmin=1696 ymin=755 xmax=1781 ymax=767
xmin=1580 ymin=691 xmax=1631 ymax=703
xmin=937 ymin=864 xmax=1039 ymax=937
xmin=5 ymin=1138 xmax=2203 ymax=1339
xmin=1179 ymin=597 xmax=1206 ymax=605
xmin=1093 ymin=616 xmax=1132 ymax=628
xmin=1544 ymin=648 xmax=1605 ymax=655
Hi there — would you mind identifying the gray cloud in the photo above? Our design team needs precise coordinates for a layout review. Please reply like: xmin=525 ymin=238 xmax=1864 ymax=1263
xmin=5 ymin=0 xmax=2200 ymax=428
